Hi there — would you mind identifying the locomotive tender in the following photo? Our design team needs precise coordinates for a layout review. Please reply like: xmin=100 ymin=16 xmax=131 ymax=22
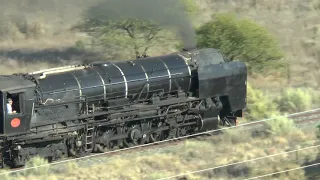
xmin=0 ymin=48 xmax=247 ymax=167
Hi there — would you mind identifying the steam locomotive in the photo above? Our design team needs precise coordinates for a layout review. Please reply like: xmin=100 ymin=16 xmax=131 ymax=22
xmin=0 ymin=48 xmax=247 ymax=167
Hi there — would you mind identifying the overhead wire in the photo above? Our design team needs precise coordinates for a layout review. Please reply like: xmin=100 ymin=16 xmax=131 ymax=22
xmin=243 ymin=161 xmax=320 ymax=180
xmin=156 ymin=144 xmax=320 ymax=180
xmin=1 ymin=108 xmax=320 ymax=176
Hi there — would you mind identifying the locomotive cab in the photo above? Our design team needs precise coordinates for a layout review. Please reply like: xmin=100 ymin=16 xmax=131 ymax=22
xmin=0 ymin=75 xmax=35 ymax=135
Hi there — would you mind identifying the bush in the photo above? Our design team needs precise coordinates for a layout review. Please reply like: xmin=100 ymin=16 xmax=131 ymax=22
xmin=250 ymin=161 xmax=307 ymax=180
xmin=196 ymin=13 xmax=284 ymax=74
xmin=265 ymin=115 xmax=297 ymax=136
xmin=23 ymin=156 xmax=49 ymax=176
xmin=74 ymin=40 xmax=85 ymax=51
xmin=245 ymin=83 xmax=279 ymax=121
xmin=274 ymin=88 xmax=313 ymax=113
xmin=309 ymin=89 xmax=320 ymax=107
xmin=244 ymin=84 xmax=320 ymax=138
xmin=313 ymin=0 xmax=320 ymax=10
xmin=245 ymin=84 xmax=320 ymax=120
xmin=180 ymin=0 xmax=199 ymax=14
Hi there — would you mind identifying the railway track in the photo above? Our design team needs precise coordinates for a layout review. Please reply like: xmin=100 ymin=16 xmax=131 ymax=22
xmin=238 ymin=108 xmax=320 ymax=131
xmin=4 ymin=108 xmax=320 ymax=175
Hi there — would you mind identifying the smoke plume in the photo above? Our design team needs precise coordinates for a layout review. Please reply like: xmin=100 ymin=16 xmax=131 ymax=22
xmin=86 ymin=0 xmax=196 ymax=48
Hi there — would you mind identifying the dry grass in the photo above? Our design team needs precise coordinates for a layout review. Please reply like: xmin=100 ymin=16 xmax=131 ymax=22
xmin=0 ymin=0 xmax=97 ymax=74
xmin=1 ymin=127 xmax=318 ymax=180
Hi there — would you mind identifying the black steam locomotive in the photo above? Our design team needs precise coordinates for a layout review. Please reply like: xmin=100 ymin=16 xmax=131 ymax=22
xmin=0 ymin=48 xmax=247 ymax=167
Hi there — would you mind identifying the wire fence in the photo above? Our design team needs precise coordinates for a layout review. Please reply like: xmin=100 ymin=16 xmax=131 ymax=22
xmin=0 ymin=107 xmax=320 ymax=176
xmin=156 ymin=144 xmax=320 ymax=180
xmin=244 ymin=162 xmax=320 ymax=180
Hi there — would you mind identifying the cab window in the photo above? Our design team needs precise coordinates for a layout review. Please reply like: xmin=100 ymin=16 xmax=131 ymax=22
xmin=6 ymin=92 xmax=23 ymax=115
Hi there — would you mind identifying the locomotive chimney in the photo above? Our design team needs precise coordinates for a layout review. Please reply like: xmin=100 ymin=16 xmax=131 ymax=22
xmin=182 ymin=46 xmax=197 ymax=52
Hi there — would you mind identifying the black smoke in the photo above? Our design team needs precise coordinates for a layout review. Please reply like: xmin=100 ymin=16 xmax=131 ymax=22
xmin=85 ymin=0 xmax=196 ymax=48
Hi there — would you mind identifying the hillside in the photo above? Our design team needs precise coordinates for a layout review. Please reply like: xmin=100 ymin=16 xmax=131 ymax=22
xmin=195 ymin=0 xmax=320 ymax=92
xmin=0 ymin=0 xmax=319 ymax=92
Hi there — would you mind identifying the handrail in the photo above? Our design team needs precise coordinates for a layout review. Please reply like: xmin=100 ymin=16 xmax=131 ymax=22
xmin=28 ymin=65 xmax=88 ymax=78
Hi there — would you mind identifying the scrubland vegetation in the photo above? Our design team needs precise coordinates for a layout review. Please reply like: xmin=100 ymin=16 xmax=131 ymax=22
xmin=1 ymin=122 xmax=319 ymax=180
xmin=1 ymin=0 xmax=320 ymax=179
xmin=245 ymin=83 xmax=320 ymax=121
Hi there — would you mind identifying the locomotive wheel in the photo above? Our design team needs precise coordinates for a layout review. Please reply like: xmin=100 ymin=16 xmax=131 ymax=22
xmin=75 ymin=145 xmax=91 ymax=158
xmin=95 ymin=130 xmax=118 ymax=153
xmin=149 ymin=122 xmax=165 ymax=143
xmin=149 ymin=131 xmax=164 ymax=142
xmin=95 ymin=142 xmax=118 ymax=153
xmin=12 ymin=155 xmax=28 ymax=168
xmin=176 ymin=127 xmax=187 ymax=137
xmin=152 ymin=122 xmax=177 ymax=141
xmin=123 ymin=126 xmax=145 ymax=147
xmin=167 ymin=126 xmax=178 ymax=139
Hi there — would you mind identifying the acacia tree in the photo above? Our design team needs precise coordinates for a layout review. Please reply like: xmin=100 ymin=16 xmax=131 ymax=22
xmin=76 ymin=18 xmax=163 ymax=58
xmin=74 ymin=0 xmax=198 ymax=59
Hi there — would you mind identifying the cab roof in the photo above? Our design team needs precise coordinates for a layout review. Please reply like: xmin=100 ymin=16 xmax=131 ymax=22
xmin=0 ymin=75 xmax=35 ymax=92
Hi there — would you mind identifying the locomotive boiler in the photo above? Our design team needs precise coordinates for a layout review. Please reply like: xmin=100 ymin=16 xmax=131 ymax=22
xmin=0 ymin=48 xmax=247 ymax=167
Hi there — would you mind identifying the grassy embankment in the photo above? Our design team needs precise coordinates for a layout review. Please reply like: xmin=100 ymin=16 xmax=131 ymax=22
xmin=0 ymin=127 xmax=318 ymax=180
xmin=1 ymin=0 xmax=320 ymax=179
